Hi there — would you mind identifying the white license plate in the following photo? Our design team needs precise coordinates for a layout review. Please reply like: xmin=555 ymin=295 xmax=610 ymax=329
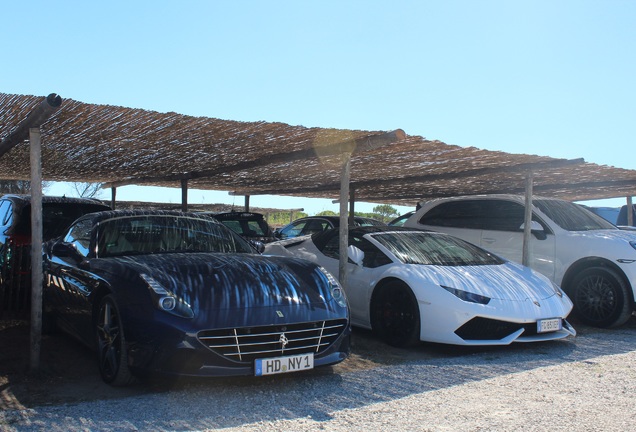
xmin=537 ymin=318 xmax=562 ymax=333
xmin=255 ymin=353 xmax=314 ymax=376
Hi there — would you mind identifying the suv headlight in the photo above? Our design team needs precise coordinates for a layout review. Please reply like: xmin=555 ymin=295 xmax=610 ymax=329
xmin=141 ymin=273 xmax=194 ymax=318
xmin=318 ymin=267 xmax=348 ymax=308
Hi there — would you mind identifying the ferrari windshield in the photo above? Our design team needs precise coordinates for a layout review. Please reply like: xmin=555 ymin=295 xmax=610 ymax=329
xmin=534 ymin=199 xmax=616 ymax=231
xmin=97 ymin=215 xmax=254 ymax=257
xmin=371 ymin=231 xmax=504 ymax=266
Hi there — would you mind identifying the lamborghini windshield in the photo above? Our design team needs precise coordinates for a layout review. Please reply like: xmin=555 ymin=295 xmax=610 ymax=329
xmin=371 ymin=231 xmax=504 ymax=266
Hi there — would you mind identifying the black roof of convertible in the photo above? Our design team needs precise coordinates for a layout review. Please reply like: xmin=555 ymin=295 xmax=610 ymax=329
xmin=75 ymin=209 xmax=222 ymax=225
xmin=1 ymin=194 xmax=109 ymax=207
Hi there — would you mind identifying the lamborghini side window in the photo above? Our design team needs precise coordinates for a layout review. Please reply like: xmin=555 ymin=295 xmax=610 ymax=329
xmin=350 ymin=235 xmax=392 ymax=268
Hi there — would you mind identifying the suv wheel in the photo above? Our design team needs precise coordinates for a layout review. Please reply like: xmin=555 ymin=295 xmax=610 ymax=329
xmin=569 ymin=266 xmax=632 ymax=328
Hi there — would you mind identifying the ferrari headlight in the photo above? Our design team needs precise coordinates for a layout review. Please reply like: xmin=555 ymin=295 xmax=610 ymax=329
xmin=140 ymin=273 xmax=194 ymax=318
xmin=318 ymin=267 xmax=348 ymax=308
xmin=441 ymin=285 xmax=491 ymax=305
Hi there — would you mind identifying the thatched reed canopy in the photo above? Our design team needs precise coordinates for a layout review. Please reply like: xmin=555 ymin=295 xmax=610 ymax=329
xmin=1 ymin=92 xmax=635 ymax=206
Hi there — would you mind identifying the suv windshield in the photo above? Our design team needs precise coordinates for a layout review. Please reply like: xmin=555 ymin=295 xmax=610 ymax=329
xmin=534 ymin=199 xmax=616 ymax=231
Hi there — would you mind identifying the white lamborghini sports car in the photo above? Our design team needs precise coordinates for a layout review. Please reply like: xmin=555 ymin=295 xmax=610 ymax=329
xmin=265 ymin=226 xmax=576 ymax=347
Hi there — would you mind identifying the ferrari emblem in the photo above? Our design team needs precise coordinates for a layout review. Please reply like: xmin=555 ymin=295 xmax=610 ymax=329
xmin=279 ymin=333 xmax=289 ymax=347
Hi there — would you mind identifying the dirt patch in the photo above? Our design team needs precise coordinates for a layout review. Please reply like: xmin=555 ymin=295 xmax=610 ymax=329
xmin=0 ymin=320 xmax=154 ymax=409
xmin=3 ymin=317 xmax=598 ymax=410
xmin=0 ymin=320 xmax=429 ymax=409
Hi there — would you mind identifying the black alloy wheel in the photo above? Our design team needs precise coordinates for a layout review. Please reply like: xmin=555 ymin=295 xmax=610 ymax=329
xmin=370 ymin=281 xmax=421 ymax=347
xmin=570 ymin=266 xmax=632 ymax=328
xmin=96 ymin=294 xmax=134 ymax=386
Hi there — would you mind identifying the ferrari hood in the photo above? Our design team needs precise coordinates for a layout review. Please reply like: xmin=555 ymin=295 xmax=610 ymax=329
xmin=96 ymin=252 xmax=334 ymax=311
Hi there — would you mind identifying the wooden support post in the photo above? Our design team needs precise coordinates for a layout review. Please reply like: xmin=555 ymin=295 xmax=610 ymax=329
xmin=245 ymin=195 xmax=250 ymax=212
xmin=349 ymin=188 xmax=355 ymax=226
xmin=333 ymin=131 xmax=404 ymax=287
xmin=181 ymin=179 xmax=188 ymax=212
xmin=627 ymin=196 xmax=634 ymax=227
xmin=522 ymin=172 xmax=534 ymax=267
xmin=2 ymin=94 xmax=62 ymax=374
xmin=29 ymin=127 xmax=43 ymax=372
xmin=111 ymin=187 xmax=117 ymax=210
xmin=338 ymin=155 xmax=351 ymax=287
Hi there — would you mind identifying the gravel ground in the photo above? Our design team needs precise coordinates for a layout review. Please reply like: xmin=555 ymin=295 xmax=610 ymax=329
xmin=1 ymin=318 xmax=635 ymax=432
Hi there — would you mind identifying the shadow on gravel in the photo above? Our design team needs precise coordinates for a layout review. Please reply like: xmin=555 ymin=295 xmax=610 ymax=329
xmin=1 ymin=315 xmax=635 ymax=431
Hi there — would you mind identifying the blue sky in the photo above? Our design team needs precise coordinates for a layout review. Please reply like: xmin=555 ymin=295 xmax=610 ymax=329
xmin=2 ymin=1 xmax=634 ymax=214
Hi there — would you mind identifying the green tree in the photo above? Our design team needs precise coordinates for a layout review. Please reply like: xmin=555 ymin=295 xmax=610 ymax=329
xmin=316 ymin=210 xmax=337 ymax=216
xmin=372 ymin=204 xmax=399 ymax=223
xmin=265 ymin=211 xmax=308 ymax=228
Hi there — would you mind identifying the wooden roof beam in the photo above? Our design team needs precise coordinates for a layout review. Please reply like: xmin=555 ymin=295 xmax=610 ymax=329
xmin=0 ymin=94 xmax=62 ymax=158
xmin=226 ymin=158 xmax=586 ymax=196
xmin=355 ymin=179 xmax=636 ymax=203
xmin=102 ymin=129 xmax=406 ymax=189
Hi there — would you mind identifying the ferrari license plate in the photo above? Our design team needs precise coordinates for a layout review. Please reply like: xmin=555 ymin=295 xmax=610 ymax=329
xmin=537 ymin=318 xmax=562 ymax=333
xmin=255 ymin=353 xmax=314 ymax=376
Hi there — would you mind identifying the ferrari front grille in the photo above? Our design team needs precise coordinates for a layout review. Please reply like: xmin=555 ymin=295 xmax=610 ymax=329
xmin=198 ymin=319 xmax=348 ymax=363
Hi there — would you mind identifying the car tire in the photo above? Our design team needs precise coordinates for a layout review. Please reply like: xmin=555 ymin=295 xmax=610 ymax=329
xmin=370 ymin=281 xmax=421 ymax=347
xmin=569 ymin=266 xmax=633 ymax=328
xmin=96 ymin=295 xmax=135 ymax=386
xmin=41 ymin=306 xmax=58 ymax=335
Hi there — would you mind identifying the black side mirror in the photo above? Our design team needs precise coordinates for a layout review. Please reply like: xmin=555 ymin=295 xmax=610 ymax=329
xmin=520 ymin=221 xmax=547 ymax=241
xmin=532 ymin=230 xmax=547 ymax=241
xmin=51 ymin=242 xmax=80 ymax=258
xmin=249 ymin=240 xmax=265 ymax=254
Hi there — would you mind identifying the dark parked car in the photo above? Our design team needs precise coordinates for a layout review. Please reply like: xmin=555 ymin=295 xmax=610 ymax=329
xmin=0 ymin=194 xmax=110 ymax=315
xmin=617 ymin=204 xmax=636 ymax=228
xmin=43 ymin=210 xmax=350 ymax=385
xmin=583 ymin=206 xmax=620 ymax=225
xmin=211 ymin=211 xmax=277 ymax=243
xmin=274 ymin=216 xmax=385 ymax=240
xmin=388 ymin=211 xmax=415 ymax=227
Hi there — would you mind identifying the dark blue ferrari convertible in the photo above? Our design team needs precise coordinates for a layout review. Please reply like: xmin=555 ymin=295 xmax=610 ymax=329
xmin=43 ymin=210 xmax=350 ymax=386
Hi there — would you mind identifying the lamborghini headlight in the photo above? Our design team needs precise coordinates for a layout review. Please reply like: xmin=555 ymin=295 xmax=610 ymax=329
xmin=318 ymin=267 xmax=348 ymax=308
xmin=140 ymin=273 xmax=194 ymax=318
xmin=441 ymin=285 xmax=491 ymax=305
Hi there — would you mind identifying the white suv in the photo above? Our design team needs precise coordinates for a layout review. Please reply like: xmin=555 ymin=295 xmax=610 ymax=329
xmin=404 ymin=194 xmax=636 ymax=328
